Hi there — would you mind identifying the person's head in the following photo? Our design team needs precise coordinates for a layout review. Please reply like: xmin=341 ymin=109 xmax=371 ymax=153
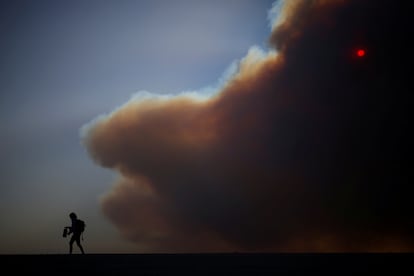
xmin=69 ymin=212 xmax=77 ymax=220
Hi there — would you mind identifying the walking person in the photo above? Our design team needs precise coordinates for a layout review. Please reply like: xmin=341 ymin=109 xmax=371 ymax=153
xmin=64 ymin=212 xmax=86 ymax=254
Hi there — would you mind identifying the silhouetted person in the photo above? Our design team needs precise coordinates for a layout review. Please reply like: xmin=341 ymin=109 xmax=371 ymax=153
xmin=65 ymin=212 xmax=85 ymax=254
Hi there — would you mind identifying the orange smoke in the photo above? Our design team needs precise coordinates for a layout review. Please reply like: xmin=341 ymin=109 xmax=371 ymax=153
xmin=82 ymin=0 xmax=413 ymax=252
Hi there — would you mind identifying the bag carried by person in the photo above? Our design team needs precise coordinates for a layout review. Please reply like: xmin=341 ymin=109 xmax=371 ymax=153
xmin=62 ymin=227 xmax=68 ymax=238
xmin=77 ymin=219 xmax=86 ymax=240
xmin=77 ymin=219 xmax=85 ymax=233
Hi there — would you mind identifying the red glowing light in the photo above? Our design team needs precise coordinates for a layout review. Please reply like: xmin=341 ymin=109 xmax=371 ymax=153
xmin=356 ymin=49 xmax=365 ymax=57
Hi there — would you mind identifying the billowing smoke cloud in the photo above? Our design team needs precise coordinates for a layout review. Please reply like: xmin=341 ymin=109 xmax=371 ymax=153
xmin=81 ymin=0 xmax=412 ymax=252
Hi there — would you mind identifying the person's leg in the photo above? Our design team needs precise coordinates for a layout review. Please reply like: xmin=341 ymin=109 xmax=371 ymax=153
xmin=75 ymin=235 xmax=85 ymax=254
xmin=69 ymin=236 xmax=75 ymax=254
xmin=77 ymin=240 xmax=85 ymax=254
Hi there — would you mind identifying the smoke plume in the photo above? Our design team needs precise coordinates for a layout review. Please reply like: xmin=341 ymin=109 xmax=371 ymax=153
xmin=81 ymin=0 xmax=413 ymax=252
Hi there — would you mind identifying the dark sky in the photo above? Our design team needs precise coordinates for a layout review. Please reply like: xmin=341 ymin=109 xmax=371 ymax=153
xmin=82 ymin=0 xmax=413 ymax=252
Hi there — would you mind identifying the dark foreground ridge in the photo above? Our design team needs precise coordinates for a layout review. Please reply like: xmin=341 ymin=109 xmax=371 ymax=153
xmin=1 ymin=253 xmax=412 ymax=275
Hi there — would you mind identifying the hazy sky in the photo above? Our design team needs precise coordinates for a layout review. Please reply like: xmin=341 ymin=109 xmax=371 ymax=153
xmin=1 ymin=0 xmax=412 ymax=254
xmin=0 ymin=0 xmax=275 ymax=254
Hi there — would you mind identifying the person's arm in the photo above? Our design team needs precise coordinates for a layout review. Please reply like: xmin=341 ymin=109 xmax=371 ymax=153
xmin=65 ymin=226 xmax=73 ymax=235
